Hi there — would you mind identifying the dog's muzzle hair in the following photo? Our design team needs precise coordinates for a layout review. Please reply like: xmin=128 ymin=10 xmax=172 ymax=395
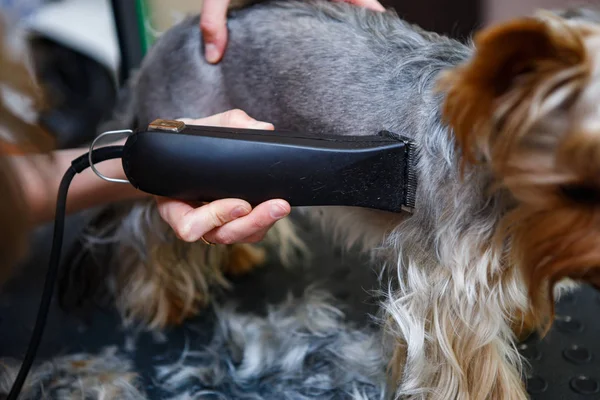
xmin=439 ymin=9 xmax=600 ymax=330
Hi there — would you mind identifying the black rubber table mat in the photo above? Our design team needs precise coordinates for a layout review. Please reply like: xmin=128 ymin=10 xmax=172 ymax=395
xmin=522 ymin=286 xmax=600 ymax=399
xmin=1 ymin=212 xmax=599 ymax=399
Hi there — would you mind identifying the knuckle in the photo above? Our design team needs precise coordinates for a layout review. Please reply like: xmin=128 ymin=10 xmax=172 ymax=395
xmin=157 ymin=204 xmax=169 ymax=222
xmin=176 ymin=223 xmax=195 ymax=242
xmin=252 ymin=217 xmax=270 ymax=230
xmin=199 ymin=18 xmax=221 ymax=36
xmin=213 ymin=231 xmax=235 ymax=245
xmin=228 ymin=109 xmax=249 ymax=123
xmin=220 ymin=111 xmax=233 ymax=126
xmin=229 ymin=108 xmax=245 ymax=116
xmin=209 ymin=207 xmax=229 ymax=228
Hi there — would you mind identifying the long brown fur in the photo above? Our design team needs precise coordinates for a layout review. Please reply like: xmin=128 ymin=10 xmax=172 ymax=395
xmin=438 ymin=11 xmax=600 ymax=332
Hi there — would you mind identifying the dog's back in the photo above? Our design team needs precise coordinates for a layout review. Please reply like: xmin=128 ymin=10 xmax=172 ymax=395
xmin=124 ymin=1 xmax=476 ymax=252
xmin=130 ymin=1 xmax=470 ymax=142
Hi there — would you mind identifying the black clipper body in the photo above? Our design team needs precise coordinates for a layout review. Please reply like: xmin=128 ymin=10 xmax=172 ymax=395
xmin=122 ymin=119 xmax=417 ymax=213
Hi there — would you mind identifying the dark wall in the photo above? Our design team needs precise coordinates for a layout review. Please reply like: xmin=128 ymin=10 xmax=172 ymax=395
xmin=380 ymin=0 xmax=481 ymax=40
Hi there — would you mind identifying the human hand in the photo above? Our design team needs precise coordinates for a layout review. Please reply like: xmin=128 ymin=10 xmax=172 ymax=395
xmin=200 ymin=0 xmax=386 ymax=63
xmin=156 ymin=109 xmax=291 ymax=245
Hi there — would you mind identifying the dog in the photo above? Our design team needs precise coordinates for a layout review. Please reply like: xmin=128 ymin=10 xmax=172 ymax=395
xmin=75 ymin=1 xmax=600 ymax=398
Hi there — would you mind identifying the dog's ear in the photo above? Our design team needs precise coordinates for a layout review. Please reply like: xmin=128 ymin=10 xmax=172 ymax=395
xmin=438 ymin=13 xmax=588 ymax=166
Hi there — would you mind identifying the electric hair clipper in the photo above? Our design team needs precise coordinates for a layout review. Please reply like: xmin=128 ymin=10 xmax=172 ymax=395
xmin=5 ymin=119 xmax=421 ymax=400
xmin=120 ymin=119 xmax=418 ymax=213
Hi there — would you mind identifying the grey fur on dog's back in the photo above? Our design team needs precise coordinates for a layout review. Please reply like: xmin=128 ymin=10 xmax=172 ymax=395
xmin=126 ymin=0 xmax=477 ymax=254
xmin=132 ymin=0 xmax=471 ymax=139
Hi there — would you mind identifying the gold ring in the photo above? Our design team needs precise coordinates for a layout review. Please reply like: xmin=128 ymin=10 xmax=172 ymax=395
xmin=200 ymin=235 xmax=215 ymax=246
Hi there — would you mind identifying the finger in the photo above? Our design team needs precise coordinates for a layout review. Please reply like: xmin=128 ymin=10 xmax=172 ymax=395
xmin=354 ymin=0 xmax=386 ymax=12
xmin=336 ymin=0 xmax=386 ymax=12
xmin=156 ymin=197 xmax=194 ymax=231
xmin=239 ymin=226 xmax=271 ymax=244
xmin=205 ymin=200 xmax=289 ymax=244
xmin=216 ymin=109 xmax=275 ymax=130
xmin=200 ymin=0 xmax=231 ymax=63
xmin=180 ymin=109 xmax=274 ymax=130
xmin=203 ymin=199 xmax=290 ymax=245
xmin=157 ymin=197 xmax=251 ymax=242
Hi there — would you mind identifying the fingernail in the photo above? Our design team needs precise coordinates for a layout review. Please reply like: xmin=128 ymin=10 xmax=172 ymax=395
xmin=205 ymin=43 xmax=219 ymax=63
xmin=250 ymin=121 xmax=274 ymax=130
xmin=231 ymin=205 xmax=249 ymax=219
xmin=270 ymin=202 xmax=288 ymax=219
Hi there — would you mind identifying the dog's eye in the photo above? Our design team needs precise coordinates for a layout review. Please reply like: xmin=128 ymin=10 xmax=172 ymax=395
xmin=560 ymin=184 xmax=600 ymax=205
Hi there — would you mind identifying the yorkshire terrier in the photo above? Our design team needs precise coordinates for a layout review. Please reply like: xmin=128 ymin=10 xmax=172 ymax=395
xmin=75 ymin=1 xmax=600 ymax=398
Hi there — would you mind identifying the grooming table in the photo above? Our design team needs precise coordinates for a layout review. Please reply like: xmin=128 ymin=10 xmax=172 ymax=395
xmin=0 ymin=212 xmax=598 ymax=399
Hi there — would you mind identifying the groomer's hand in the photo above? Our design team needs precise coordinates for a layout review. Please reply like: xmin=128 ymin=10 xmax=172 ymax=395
xmin=156 ymin=109 xmax=291 ymax=245
xmin=200 ymin=0 xmax=386 ymax=63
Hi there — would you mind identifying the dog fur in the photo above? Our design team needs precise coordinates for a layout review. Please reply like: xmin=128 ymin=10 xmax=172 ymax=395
xmin=80 ymin=2 xmax=600 ymax=399
xmin=1 ymin=288 xmax=388 ymax=400
xmin=0 ymin=346 xmax=146 ymax=399
xmin=155 ymin=287 xmax=386 ymax=400
xmin=72 ymin=199 xmax=307 ymax=330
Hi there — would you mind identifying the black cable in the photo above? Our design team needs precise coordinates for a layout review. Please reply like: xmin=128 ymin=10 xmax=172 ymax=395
xmin=6 ymin=145 xmax=124 ymax=400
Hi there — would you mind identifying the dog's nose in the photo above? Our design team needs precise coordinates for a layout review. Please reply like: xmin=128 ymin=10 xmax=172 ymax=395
xmin=560 ymin=184 xmax=600 ymax=205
